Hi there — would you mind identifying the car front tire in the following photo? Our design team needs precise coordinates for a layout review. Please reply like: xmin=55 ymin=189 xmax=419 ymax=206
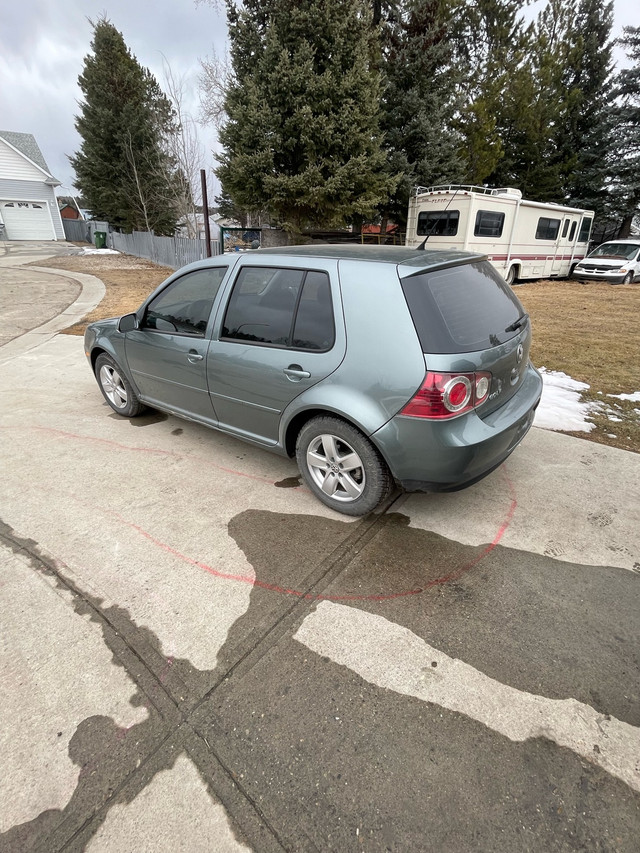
xmin=95 ymin=353 xmax=144 ymax=417
xmin=296 ymin=416 xmax=394 ymax=516
xmin=622 ymin=271 xmax=634 ymax=284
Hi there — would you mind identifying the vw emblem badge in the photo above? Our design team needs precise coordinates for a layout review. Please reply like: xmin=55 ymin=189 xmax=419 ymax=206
xmin=516 ymin=344 xmax=524 ymax=364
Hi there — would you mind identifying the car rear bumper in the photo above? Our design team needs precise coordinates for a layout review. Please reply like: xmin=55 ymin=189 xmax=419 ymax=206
xmin=372 ymin=363 xmax=542 ymax=492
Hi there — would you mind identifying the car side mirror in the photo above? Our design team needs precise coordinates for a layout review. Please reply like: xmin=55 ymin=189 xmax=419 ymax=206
xmin=118 ymin=313 xmax=138 ymax=333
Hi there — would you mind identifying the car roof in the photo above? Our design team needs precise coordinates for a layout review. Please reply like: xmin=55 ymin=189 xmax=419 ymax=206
xmin=598 ymin=239 xmax=640 ymax=244
xmin=253 ymin=244 xmax=484 ymax=269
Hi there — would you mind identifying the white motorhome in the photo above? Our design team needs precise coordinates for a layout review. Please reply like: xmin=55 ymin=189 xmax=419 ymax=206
xmin=406 ymin=185 xmax=594 ymax=283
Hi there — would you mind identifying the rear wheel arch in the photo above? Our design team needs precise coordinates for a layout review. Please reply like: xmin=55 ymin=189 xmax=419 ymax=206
xmin=505 ymin=264 xmax=520 ymax=285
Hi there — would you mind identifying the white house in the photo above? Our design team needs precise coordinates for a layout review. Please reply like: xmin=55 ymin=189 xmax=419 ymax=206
xmin=0 ymin=131 xmax=65 ymax=240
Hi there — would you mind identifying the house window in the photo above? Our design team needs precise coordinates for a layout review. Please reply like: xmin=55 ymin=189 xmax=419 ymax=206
xmin=474 ymin=210 xmax=505 ymax=238
xmin=32 ymin=203 xmax=43 ymax=209
xmin=535 ymin=217 xmax=561 ymax=240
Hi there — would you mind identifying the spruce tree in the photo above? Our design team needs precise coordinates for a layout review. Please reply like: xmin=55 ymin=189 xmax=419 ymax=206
xmin=379 ymin=0 xmax=464 ymax=227
xmin=488 ymin=0 xmax=572 ymax=200
xmin=609 ymin=26 xmax=640 ymax=237
xmin=71 ymin=18 xmax=181 ymax=235
xmin=561 ymin=0 xmax=615 ymax=216
xmin=451 ymin=0 xmax=529 ymax=185
xmin=216 ymin=0 xmax=396 ymax=236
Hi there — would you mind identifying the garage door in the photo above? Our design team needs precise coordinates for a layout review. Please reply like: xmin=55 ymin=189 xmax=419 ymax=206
xmin=1 ymin=201 xmax=54 ymax=240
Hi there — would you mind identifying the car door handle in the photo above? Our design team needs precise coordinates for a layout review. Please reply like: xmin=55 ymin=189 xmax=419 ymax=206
xmin=187 ymin=350 xmax=204 ymax=362
xmin=284 ymin=365 xmax=311 ymax=380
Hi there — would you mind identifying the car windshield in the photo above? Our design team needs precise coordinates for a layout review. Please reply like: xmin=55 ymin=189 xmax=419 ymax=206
xmin=589 ymin=243 xmax=640 ymax=260
xmin=400 ymin=261 xmax=524 ymax=354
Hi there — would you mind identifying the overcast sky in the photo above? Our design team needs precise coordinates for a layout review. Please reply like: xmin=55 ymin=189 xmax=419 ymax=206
xmin=0 ymin=0 xmax=636 ymax=198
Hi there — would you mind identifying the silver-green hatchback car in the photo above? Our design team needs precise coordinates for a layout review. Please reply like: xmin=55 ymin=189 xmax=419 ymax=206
xmin=84 ymin=245 xmax=542 ymax=515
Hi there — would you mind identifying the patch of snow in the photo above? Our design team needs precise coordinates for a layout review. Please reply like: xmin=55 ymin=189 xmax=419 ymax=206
xmin=534 ymin=368 xmax=597 ymax=433
xmin=80 ymin=248 xmax=120 ymax=255
xmin=607 ymin=434 xmax=617 ymax=438
xmin=607 ymin=391 xmax=640 ymax=402
xmin=608 ymin=415 xmax=623 ymax=422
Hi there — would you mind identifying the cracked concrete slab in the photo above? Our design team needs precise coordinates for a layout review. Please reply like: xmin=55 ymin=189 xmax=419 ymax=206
xmin=85 ymin=754 xmax=252 ymax=853
xmin=0 ymin=538 xmax=147 ymax=833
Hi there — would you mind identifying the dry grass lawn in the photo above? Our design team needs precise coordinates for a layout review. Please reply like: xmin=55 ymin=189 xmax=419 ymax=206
xmin=31 ymin=253 xmax=640 ymax=454
xmin=516 ymin=279 xmax=640 ymax=453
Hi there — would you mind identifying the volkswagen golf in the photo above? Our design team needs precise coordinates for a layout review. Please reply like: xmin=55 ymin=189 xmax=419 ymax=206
xmin=84 ymin=245 xmax=542 ymax=515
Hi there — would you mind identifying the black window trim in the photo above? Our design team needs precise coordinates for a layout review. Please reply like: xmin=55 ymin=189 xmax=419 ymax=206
xmin=140 ymin=265 xmax=229 ymax=338
xmin=219 ymin=264 xmax=336 ymax=353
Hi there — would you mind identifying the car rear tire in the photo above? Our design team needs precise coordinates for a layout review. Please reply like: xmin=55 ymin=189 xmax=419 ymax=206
xmin=95 ymin=353 xmax=144 ymax=417
xmin=296 ymin=416 xmax=394 ymax=516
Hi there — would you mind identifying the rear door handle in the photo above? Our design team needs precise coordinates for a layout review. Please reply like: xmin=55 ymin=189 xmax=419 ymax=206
xmin=188 ymin=350 xmax=204 ymax=362
xmin=284 ymin=365 xmax=311 ymax=380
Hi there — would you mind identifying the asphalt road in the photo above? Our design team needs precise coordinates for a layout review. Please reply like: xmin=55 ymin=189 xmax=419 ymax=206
xmin=1 ymin=243 xmax=639 ymax=853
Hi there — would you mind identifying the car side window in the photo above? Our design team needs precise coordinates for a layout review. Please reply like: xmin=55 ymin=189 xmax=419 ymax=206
xmin=143 ymin=267 xmax=227 ymax=336
xmin=292 ymin=272 xmax=334 ymax=350
xmin=222 ymin=267 xmax=334 ymax=351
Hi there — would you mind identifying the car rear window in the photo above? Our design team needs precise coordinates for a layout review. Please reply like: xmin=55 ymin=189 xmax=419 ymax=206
xmin=400 ymin=261 xmax=524 ymax=353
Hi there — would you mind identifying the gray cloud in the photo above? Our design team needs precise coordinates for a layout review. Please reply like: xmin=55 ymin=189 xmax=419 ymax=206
xmin=0 ymin=0 xmax=226 ymax=190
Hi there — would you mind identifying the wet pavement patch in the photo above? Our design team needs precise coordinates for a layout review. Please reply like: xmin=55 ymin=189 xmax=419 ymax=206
xmin=273 ymin=476 xmax=301 ymax=489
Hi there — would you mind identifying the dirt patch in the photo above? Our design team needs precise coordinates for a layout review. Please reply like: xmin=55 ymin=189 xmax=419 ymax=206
xmin=28 ymin=253 xmax=173 ymax=336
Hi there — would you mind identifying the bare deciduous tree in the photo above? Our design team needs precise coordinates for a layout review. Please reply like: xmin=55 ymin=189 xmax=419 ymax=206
xmin=161 ymin=57 xmax=206 ymax=237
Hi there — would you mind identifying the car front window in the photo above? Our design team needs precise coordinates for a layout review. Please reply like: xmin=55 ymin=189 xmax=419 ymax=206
xmin=142 ymin=267 xmax=227 ymax=336
xmin=590 ymin=243 xmax=640 ymax=260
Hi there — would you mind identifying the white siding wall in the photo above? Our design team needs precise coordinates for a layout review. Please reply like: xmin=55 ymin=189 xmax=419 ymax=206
xmin=0 ymin=139 xmax=45 ymax=181
xmin=0 ymin=179 xmax=65 ymax=240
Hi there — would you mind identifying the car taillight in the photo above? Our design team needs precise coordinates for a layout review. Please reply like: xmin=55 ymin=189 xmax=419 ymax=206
xmin=400 ymin=371 xmax=492 ymax=419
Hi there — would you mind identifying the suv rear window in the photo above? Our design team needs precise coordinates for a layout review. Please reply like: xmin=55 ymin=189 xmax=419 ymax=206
xmin=400 ymin=261 xmax=524 ymax=353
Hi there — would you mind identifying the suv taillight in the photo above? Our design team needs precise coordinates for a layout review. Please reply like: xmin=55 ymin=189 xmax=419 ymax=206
xmin=400 ymin=371 xmax=491 ymax=419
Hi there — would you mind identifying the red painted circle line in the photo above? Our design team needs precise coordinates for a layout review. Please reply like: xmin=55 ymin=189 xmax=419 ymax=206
xmin=18 ymin=424 xmax=518 ymax=602
xmin=108 ymin=467 xmax=518 ymax=603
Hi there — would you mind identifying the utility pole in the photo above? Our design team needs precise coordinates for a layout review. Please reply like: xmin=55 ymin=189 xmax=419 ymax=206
xmin=200 ymin=169 xmax=212 ymax=257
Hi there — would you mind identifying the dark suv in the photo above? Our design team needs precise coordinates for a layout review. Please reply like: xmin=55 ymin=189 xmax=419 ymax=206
xmin=85 ymin=245 xmax=542 ymax=515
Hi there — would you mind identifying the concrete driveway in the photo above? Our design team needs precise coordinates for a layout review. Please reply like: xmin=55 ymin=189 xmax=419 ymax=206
xmin=1 ymin=247 xmax=639 ymax=852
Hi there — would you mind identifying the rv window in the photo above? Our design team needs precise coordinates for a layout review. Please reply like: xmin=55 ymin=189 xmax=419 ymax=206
xmin=578 ymin=217 xmax=592 ymax=243
xmin=417 ymin=210 xmax=459 ymax=237
xmin=474 ymin=210 xmax=505 ymax=238
xmin=535 ymin=217 xmax=561 ymax=240
xmin=562 ymin=219 xmax=570 ymax=238
xmin=569 ymin=221 xmax=577 ymax=241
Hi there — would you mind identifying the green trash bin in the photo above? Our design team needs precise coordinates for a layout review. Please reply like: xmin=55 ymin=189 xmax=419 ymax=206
xmin=94 ymin=231 xmax=107 ymax=249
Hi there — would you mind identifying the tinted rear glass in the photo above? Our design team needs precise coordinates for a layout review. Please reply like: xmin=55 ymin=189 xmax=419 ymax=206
xmin=400 ymin=261 xmax=524 ymax=353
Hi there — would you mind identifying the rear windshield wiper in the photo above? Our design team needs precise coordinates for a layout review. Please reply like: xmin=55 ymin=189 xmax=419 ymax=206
xmin=505 ymin=313 xmax=529 ymax=333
